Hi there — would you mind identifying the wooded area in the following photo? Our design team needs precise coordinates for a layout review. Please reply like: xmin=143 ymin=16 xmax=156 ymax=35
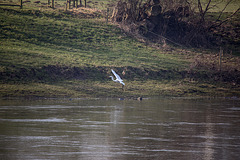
xmin=111 ymin=0 xmax=240 ymax=48
xmin=0 ymin=0 xmax=88 ymax=9
xmin=65 ymin=0 xmax=87 ymax=10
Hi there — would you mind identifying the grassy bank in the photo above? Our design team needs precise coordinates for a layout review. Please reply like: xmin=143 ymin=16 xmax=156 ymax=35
xmin=0 ymin=6 xmax=240 ymax=98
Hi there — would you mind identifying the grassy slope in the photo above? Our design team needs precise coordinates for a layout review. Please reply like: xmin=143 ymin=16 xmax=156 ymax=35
xmin=0 ymin=6 xmax=239 ymax=98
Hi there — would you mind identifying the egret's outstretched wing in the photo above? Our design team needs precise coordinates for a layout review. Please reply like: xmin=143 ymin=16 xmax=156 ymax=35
xmin=111 ymin=69 xmax=123 ymax=81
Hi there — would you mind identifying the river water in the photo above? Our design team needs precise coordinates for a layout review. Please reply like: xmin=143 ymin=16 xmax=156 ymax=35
xmin=0 ymin=97 xmax=240 ymax=160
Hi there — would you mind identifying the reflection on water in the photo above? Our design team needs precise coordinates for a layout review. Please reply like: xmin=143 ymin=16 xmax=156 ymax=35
xmin=0 ymin=98 xmax=240 ymax=160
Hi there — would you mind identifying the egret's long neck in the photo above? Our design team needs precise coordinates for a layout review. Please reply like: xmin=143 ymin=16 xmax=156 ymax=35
xmin=110 ymin=76 xmax=115 ymax=81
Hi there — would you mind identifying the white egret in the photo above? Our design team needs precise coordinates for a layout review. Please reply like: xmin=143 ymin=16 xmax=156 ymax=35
xmin=110 ymin=69 xmax=125 ymax=89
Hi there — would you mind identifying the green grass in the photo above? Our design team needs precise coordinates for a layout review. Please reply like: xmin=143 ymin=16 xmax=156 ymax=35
xmin=0 ymin=6 xmax=240 ymax=98
xmin=0 ymin=7 xmax=188 ymax=70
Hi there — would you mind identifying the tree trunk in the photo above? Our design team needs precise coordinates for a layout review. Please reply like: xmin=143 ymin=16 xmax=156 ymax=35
xmin=52 ymin=0 xmax=54 ymax=8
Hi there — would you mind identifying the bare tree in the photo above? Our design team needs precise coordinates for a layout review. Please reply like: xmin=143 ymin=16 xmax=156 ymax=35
xmin=193 ymin=0 xmax=239 ymax=28
xmin=183 ymin=0 xmax=239 ymax=46
xmin=112 ymin=0 xmax=239 ymax=47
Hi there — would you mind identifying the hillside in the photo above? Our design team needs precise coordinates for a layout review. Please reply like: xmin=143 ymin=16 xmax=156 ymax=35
xmin=0 ymin=5 xmax=240 ymax=98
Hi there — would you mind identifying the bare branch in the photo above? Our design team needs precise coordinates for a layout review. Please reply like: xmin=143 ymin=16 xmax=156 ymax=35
xmin=216 ymin=0 xmax=233 ymax=22
xmin=198 ymin=0 xmax=204 ymax=22
xmin=198 ymin=0 xmax=212 ymax=23
xmin=197 ymin=0 xmax=203 ymax=14
xmin=217 ymin=7 xmax=240 ymax=25
xmin=203 ymin=0 xmax=212 ymax=15
xmin=210 ymin=7 xmax=240 ymax=29
xmin=208 ymin=0 xmax=224 ymax=10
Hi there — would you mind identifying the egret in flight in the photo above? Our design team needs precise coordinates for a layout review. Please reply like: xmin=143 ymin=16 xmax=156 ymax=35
xmin=110 ymin=69 xmax=125 ymax=90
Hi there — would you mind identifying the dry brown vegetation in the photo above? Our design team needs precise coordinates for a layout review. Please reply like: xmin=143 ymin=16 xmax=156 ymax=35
xmin=111 ymin=0 xmax=240 ymax=49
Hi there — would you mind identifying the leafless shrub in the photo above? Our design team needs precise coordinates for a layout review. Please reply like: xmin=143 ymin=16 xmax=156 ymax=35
xmin=112 ymin=0 xmax=239 ymax=48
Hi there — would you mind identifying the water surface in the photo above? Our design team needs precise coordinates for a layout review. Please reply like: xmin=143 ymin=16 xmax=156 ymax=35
xmin=0 ymin=98 xmax=240 ymax=159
